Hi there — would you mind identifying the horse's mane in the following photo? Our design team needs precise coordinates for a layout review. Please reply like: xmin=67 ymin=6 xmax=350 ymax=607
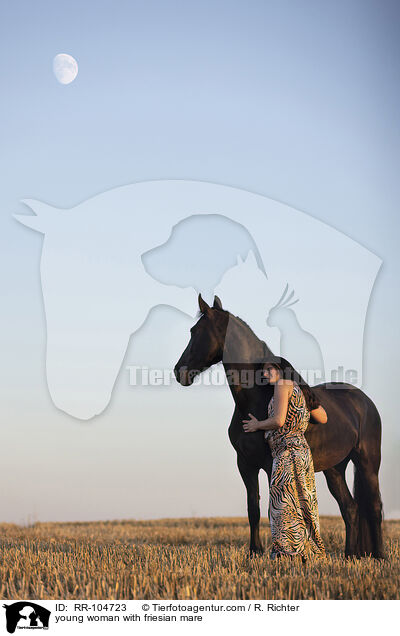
xmin=195 ymin=307 xmax=254 ymax=333
xmin=232 ymin=313 xmax=253 ymax=333
xmin=197 ymin=306 xmax=270 ymax=358
xmin=231 ymin=312 xmax=272 ymax=361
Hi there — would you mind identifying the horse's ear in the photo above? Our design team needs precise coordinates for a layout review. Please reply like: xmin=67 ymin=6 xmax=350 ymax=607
xmin=213 ymin=295 xmax=223 ymax=310
xmin=198 ymin=293 xmax=211 ymax=315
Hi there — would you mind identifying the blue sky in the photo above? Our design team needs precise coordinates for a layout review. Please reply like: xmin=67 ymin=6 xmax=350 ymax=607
xmin=1 ymin=0 xmax=399 ymax=522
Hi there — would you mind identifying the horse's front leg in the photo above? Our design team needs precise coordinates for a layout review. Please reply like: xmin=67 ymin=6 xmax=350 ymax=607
xmin=237 ymin=454 xmax=263 ymax=556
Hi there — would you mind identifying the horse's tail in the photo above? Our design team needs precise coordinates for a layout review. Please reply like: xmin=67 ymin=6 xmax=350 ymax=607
xmin=353 ymin=396 xmax=384 ymax=557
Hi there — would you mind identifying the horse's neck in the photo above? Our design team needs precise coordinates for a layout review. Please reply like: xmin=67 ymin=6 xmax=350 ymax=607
xmin=222 ymin=313 xmax=270 ymax=363
xmin=221 ymin=313 xmax=273 ymax=414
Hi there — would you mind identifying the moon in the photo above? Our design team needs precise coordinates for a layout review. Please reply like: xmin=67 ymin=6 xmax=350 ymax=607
xmin=53 ymin=53 xmax=78 ymax=85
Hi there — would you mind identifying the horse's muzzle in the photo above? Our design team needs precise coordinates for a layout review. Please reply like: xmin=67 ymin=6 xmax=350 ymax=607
xmin=174 ymin=366 xmax=197 ymax=386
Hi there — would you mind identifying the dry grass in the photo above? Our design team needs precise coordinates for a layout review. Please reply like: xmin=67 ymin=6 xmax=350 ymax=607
xmin=0 ymin=516 xmax=398 ymax=600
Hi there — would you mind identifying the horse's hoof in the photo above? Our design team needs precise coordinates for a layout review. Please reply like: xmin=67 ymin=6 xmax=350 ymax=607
xmin=345 ymin=552 xmax=360 ymax=560
xmin=372 ymin=551 xmax=386 ymax=560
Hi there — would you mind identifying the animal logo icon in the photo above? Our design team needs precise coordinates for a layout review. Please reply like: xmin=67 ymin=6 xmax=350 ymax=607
xmin=14 ymin=180 xmax=381 ymax=419
xmin=3 ymin=602 xmax=50 ymax=633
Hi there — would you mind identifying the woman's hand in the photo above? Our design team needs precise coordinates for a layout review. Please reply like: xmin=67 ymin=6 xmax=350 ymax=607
xmin=310 ymin=405 xmax=328 ymax=424
xmin=242 ymin=413 xmax=260 ymax=432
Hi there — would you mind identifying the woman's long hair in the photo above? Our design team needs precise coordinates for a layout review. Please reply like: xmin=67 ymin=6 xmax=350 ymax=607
xmin=262 ymin=355 xmax=320 ymax=411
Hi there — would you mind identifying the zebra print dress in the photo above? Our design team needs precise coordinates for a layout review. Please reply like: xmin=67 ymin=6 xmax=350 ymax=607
xmin=264 ymin=383 xmax=326 ymax=560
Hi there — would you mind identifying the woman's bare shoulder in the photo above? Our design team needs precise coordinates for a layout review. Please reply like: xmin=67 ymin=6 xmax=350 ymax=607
xmin=276 ymin=379 xmax=294 ymax=387
xmin=275 ymin=379 xmax=294 ymax=395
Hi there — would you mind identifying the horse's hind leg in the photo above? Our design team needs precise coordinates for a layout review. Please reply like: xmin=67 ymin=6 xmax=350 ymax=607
xmin=237 ymin=454 xmax=263 ymax=555
xmin=352 ymin=450 xmax=384 ymax=559
xmin=323 ymin=458 xmax=359 ymax=558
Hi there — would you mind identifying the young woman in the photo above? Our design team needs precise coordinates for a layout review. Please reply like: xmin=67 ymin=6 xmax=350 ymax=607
xmin=242 ymin=356 xmax=327 ymax=561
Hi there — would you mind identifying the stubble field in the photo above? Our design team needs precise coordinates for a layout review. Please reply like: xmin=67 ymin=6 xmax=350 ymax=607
xmin=0 ymin=517 xmax=399 ymax=600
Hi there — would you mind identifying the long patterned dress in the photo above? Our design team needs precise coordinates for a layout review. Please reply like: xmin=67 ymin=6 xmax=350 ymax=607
xmin=265 ymin=382 xmax=326 ymax=560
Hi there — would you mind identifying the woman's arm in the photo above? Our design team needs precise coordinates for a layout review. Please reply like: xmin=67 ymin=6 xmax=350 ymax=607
xmin=310 ymin=404 xmax=328 ymax=424
xmin=242 ymin=381 xmax=291 ymax=432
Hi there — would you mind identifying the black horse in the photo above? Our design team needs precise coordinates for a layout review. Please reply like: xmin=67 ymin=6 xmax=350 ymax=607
xmin=174 ymin=294 xmax=384 ymax=559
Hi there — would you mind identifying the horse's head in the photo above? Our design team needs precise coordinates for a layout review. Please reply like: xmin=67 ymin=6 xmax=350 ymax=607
xmin=174 ymin=294 xmax=228 ymax=386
